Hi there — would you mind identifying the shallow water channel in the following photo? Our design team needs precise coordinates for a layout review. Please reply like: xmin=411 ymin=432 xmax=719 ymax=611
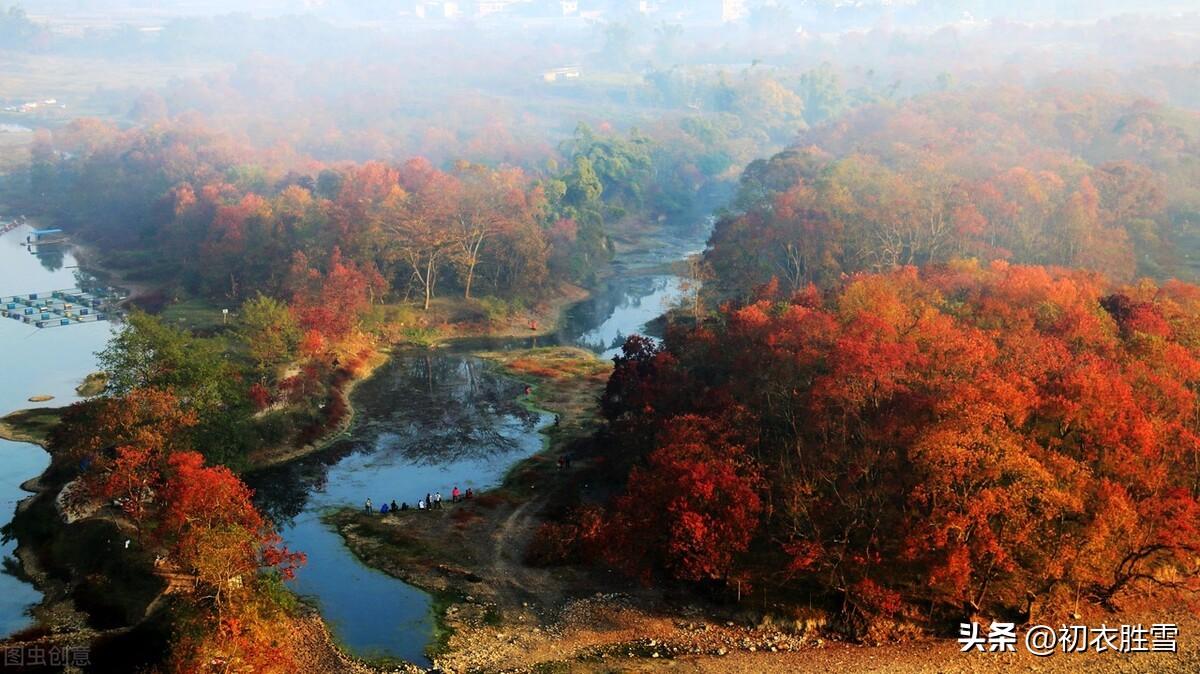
xmin=0 ymin=215 xmax=707 ymax=664
xmin=249 ymin=225 xmax=709 ymax=666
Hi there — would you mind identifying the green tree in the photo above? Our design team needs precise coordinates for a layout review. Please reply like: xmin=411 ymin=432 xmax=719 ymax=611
xmin=562 ymin=123 xmax=653 ymax=214
xmin=237 ymin=293 xmax=301 ymax=376
xmin=98 ymin=312 xmax=257 ymax=466
xmin=563 ymin=155 xmax=603 ymax=215
xmin=798 ymin=62 xmax=844 ymax=125
xmin=99 ymin=311 xmax=226 ymax=406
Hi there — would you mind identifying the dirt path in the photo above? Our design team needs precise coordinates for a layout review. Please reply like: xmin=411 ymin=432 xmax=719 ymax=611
xmin=428 ymin=599 xmax=1200 ymax=674
xmin=487 ymin=491 xmax=579 ymax=615
xmin=490 ymin=498 xmax=536 ymax=601
xmin=580 ymin=637 xmax=1200 ymax=674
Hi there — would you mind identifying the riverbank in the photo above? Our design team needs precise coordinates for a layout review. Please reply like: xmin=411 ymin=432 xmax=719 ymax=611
xmin=0 ymin=215 xmax=695 ymax=670
xmin=375 ymin=281 xmax=590 ymax=348
xmin=0 ymin=263 xmax=601 ymax=672
xmin=323 ymin=345 xmax=840 ymax=672
xmin=244 ymin=283 xmax=592 ymax=471
xmin=0 ymin=407 xmax=60 ymax=446
xmin=245 ymin=346 xmax=391 ymax=470
xmin=0 ymin=433 xmax=168 ymax=673
xmin=326 ymin=346 xmax=616 ymax=669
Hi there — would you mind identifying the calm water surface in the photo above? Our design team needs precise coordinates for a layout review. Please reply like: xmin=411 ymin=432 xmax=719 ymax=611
xmin=0 ymin=224 xmax=111 ymax=636
xmin=251 ymin=356 xmax=549 ymax=665
xmin=250 ymin=223 xmax=710 ymax=665
xmin=0 ymin=213 xmax=707 ymax=661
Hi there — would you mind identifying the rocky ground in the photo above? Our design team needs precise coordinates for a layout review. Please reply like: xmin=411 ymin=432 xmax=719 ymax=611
xmin=302 ymin=585 xmax=1200 ymax=674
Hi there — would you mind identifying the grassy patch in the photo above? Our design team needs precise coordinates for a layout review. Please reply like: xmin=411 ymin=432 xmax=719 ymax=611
xmin=75 ymin=371 xmax=107 ymax=397
xmin=428 ymin=587 xmax=469 ymax=656
xmin=477 ymin=347 xmax=611 ymax=489
xmin=365 ymin=283 xmax=588 ymax=344
xmin=323 ymin=509 xmax=432 ymax=566
xmin=159 ymin=297 xmax=231 ymax=331
xmin=0 ymin=407 xmax=63 ymax=446
xmin=401 ymin=326 xmax=445 ymax=348
xmin=502 ymin=348 xmax=612 ymax=382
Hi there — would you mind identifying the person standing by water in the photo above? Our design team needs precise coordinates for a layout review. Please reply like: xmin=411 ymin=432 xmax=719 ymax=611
xmin=418 ymin=498 xmax=426 ymax=510
xmin=364 ymin=498 xmax=373 ymax=514
xmin=451 ymin=486 xmax=460 ymax=503
xmin=434 ymin=491 xmax=443 ymax=509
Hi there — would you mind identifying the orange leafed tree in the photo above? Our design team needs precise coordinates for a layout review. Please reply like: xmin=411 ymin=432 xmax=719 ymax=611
xmin=595 ymin=261 xmax=1200 ymax=627
xmin=59 ymin=386 xmax=306 ymax=673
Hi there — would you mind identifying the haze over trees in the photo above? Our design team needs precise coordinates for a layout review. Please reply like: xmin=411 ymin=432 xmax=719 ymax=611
xmin=7 ymin=0 xmax=1200 ymax=670
xmin=706 ymin=87 xmax=1197 ymax=299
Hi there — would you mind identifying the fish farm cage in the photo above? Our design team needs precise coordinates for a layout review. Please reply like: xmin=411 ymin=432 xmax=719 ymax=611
xmin=0 ymin=287 xmax=127 ymax=329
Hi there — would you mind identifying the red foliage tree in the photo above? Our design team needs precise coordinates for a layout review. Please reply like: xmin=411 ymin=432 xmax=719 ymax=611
xmin=596 ymin=261 xmax=1200 ymax=625
xmin=603 ymin=414 xmax=763 ymax=584
xmin=287 ymin=247 xmax=384 ymax=340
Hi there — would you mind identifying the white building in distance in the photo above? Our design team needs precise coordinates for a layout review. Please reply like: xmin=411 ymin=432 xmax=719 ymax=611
xmin=722 ymin=0 xmax=748 ymax=22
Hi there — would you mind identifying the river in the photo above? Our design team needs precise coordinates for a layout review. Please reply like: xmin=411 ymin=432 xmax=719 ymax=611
xmin=248 ymin=223 xmax=710 ymax=666
xmin=0 ymin=217 xmax=707 ymax=664
xmin=0 ymin=223 xmax=112 ymax=637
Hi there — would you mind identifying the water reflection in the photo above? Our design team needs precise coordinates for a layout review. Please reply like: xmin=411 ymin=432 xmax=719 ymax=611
xmin=0 ymin=224 xmax=110 ymax=637
xmin=28 ymin=243 xmax=66 ymax=273
xmin=0 ymin=211 xmax=712 ymax=656
xmin=0 ymin=439 xmax=48 ymax=637
xmin=247 ymin=222 xmax=712 ymax=664
xmin=254 ymin=355 xmax=544 ymax=521
xmin=562 ymin=275 xmax=684 ymax=358
xmin=249 ymin=354 xmax=548 ymax=664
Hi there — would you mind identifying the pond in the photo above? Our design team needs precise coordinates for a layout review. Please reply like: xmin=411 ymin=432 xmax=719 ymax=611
xmin=0 ymin=223 xmax=112 ymax=637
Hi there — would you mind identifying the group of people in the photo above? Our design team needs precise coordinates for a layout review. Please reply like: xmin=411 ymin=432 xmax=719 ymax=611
xmin=363 ymin=486 xmax=473 ymax=515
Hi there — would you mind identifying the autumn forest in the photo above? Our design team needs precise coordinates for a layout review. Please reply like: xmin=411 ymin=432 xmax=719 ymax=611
xmin=3 ymin=1 xmax=1200 ymax=673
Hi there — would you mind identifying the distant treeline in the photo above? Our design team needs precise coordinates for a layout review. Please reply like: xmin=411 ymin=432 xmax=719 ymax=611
xmin=26 ymin=119 xmax=689 ymax=301
xmin=705 ymin=86 xmax=1200 ymax=299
